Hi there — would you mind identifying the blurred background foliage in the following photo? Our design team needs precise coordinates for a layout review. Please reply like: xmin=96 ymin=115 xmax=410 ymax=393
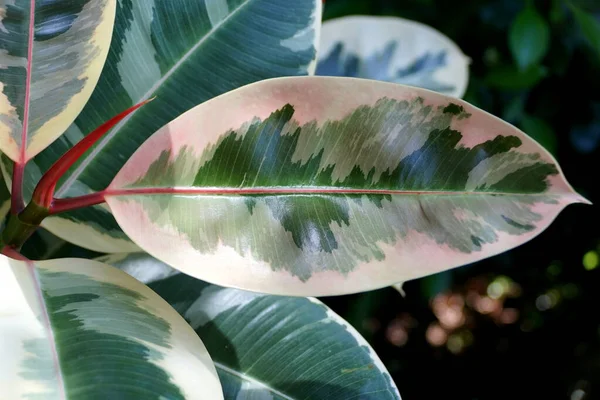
xmin=319 ymin=1 xmax=600 ymax=399
xmin=17 ymin=1 xmax=599 ymax=399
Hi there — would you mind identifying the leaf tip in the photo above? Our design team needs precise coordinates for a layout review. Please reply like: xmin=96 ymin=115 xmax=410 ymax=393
xmin=572 ymin=192 xmax=593 ymax=206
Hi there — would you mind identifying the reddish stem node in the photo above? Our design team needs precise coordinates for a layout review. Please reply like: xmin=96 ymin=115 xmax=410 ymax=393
xmin=1 ymin=246 xmax=29 ymax=261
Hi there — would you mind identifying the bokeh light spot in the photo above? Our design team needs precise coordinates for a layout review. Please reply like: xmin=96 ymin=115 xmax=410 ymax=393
xmin=583 ymin=251 xmax=599 ymax=271
xmin=426 ymin=323 xmax=447 ymax=347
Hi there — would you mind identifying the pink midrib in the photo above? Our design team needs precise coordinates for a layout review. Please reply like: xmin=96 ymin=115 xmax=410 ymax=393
xmin=28 ymin=263 xmax=67 ymax=400
xmin=102 ymin=186 xmax=560 ymax=197
xmin=11 ymin=0 xmax=35 ymax=213
xmin=2 ymin=249 xmax=66 ymax=399
xmin=13 ymin=3 xmax=66 ymax=397
xmin=50 ymin=185 xmax=565 ymax=214
xmin=104 ymin=187 xmax=481 ymax=196
xmin=21 ymin=0 xmax=35 ymax=164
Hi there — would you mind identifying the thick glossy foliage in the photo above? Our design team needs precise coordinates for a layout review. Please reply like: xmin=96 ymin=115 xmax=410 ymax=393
xmin=21 ymin=0 xmax=322 ymax=253
xmin=0 ymin=255 xmax=222 ymax=399
xmin=100 ymin=252 xmax=401 ymax=399
xmin=106 ymin=76 xmax=588 ymax=296
xmin=0 ymin=0 xmax=116 ymax=162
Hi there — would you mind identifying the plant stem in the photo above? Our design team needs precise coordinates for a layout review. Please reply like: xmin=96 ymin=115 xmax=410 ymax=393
xmin=11 ymin=163 xmax=25 ymax=214
xmin=0 ymin=201 xmax=49 ymax=251
xmin=32 ymin=98 xmax=154 ymax=208
xmin=1 ymin=100 xmax=154 ymax=253
xmin=1 ymin=245 xmax=29 ymax=260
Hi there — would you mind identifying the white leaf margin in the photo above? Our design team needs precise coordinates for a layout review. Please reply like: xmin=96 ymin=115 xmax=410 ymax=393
xmin=317 ymin=15 xmax=470 ymax=98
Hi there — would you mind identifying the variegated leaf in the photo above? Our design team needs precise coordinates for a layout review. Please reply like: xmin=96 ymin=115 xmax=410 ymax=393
xmin=104 ymin=76 xmax=588 ymax=296
xmin=0 ymin=0 xmax=116 ymax=162
xmin=98 ymin=252 xmax=401 ymax=400
xmin=19 ymin=0 xmax=322 ymax=253
xmin=316 ymin=16 xmax=470 ymax=98
xmin=0 ymin=254 xmax=223 ymax=399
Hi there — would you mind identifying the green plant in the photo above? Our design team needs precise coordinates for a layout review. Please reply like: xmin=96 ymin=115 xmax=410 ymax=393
xmin=0 ymin=1 xmax=590 ymax=398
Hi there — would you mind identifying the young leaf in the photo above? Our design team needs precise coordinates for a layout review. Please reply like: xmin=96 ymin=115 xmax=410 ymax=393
xmin=485 ymin=64 xmax=548 ymax=90
xmin=0 ymin=254 xmax=223 ymax=399
xmin=316 ymin=16 xmax=470 ymax=98
xmin=0 ymin=0 xmax=116 ymax=162
xmin=99 ymin=253 xmax=402 ymax=400
xmin=104 ymin=76 xmax=588 ymax=296
xmin=23 ymin=0 xmax=323 ymax=253
xmin=508 ymin=2 xmax=550 ymax=70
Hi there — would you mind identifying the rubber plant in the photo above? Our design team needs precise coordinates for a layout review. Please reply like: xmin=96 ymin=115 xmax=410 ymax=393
xmin=0 ymin=1 xmax=590 ymax=399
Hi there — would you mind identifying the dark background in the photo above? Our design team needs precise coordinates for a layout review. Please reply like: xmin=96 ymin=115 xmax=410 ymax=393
xmin=319 ymin=1 xmax=600 ymax=399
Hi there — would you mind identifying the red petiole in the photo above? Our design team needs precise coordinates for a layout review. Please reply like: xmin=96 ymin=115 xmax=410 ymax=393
xmin=50 ymin=191 xmax=108 ymax=214
xmin=32 ymin=98 xmax=154 ymax=210
xmin=1 ymin=99 xmax=153 ymax=251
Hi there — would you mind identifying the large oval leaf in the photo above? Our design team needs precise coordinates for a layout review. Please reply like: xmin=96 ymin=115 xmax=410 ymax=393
xmin=0 ymin=254 xmax=222 ymax=399
xmin=105 ymin=76 xmax=588 ymax=296
xmin=0 ymin=0 xmax=116 ymax=162
xmin=316 ymin=16 xmax=470 ymax=98
xmin=19 ymin=0 xmax=322 ymax=253
xmin=98 ymin=252 xmax=401 ymax=399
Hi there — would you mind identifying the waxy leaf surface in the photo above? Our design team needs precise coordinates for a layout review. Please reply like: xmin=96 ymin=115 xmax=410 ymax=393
xmin=21 ymin=0 xmax=322 ymax=253
xmin=106 ymin=76 xmax=587 ymax=296
xmin=316 ymin=16 xmax=470 ymax=98
xmin=99 ymin=252 xmax=401 ymax=399
xmin=0 ymin=255 xmax=222 ymax=399
xmin=0 ymin=0 xmax=116 ymax=162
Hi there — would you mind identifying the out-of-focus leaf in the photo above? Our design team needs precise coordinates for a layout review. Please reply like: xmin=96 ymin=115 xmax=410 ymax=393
xmin=521 ymin=115 xmax=558 ymax=156
xmin=101 ymin=253 xmax=402 ymax=400
xmin=485 ymin=64 xmax=548 ymax=90
xmin=419 ymin=270 xmax=453 ymax=300
xmin=569 ymin=103 xmax=600 ymax=153
xmin=502 ymin=94 xmax=528 ymax=123
xmin=0 ymin=254 xmax=222 ymax=399
xmin=21 ymin=0 xmax=323 ymax=253
xmin=105 ymin=76 xmax=587 ymax=296
xmin=316 ymin=15 xmax=470 ymax=97
xmin=550 ymin=0 xmax=566 ymax=24
xmin=0 ymin=0 xmax=116 ymax=162
xmin=508 ymin=2 xmax=550 ymax=70
xmin=569 ymin=3 xmax=600 ymax=56
xmin=570 ymin=122 xmax=600 ymax=154
xmin=322 ymin=1 xmax=371 ymax=20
